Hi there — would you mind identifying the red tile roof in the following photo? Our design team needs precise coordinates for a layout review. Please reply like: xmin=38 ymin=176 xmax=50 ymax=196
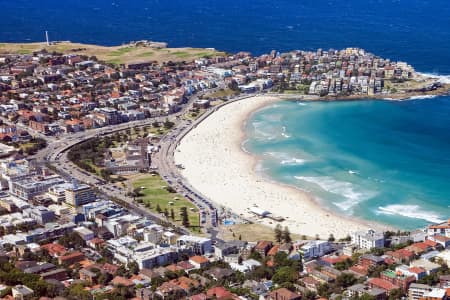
xmin=189 ymin=256 xmax=209 ymax=264
xmin=41 ymin=243 xmax=67 ymax=257
xmin=111 ymin=276 xmax=134 ymax=287
xmin=408 ymin=267 xmax=426 ymax=274
xmin=206 ymin=286 xmax=238 ymax=300
xmin=368 ymin=278 xmax=400 ymax=291
xmin=322 ymin=255 xmax=351 ymax=264
xmin=423 ymin=239 xmax=438 ymax=247
xmin=267 ymin=245 xmax=280 ymax=256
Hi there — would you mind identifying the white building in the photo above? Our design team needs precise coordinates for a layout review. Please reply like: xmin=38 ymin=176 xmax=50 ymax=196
xmin=299 ymin=240 xmax=332 ymax=261
xmin=177 ymin=235 xmax=212 ymax=255
xmin=428 ymin=220 xmax=450 ymax=238
xmin=12 ymin=285 xmax=33 ymax=300
xmin=230 ymin=259 xmax=262 ymax=273
xmin=74 ymin=226 xmax=94 ymax=241
xmin=351 ymin=229 xmax=384 ymax=250
xmin=408 ymin=283 xmax=433 ymax=300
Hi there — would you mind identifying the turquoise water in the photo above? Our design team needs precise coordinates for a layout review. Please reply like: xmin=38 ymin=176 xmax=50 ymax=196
xmin=244 ymin=97 xmax=450 ymax=230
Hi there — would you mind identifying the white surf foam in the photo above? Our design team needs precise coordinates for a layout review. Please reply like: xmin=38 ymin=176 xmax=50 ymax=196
xmin=251 ymin=121 xmax=277 ymax=140
xmin=376 ymin=204 xmax=445 ymax=224
xmin=281 ymin=126 xmax=291 ymax=138
xmin=406 ymin=95 xmax=438 ymax=100
xmin=418 ymin=72 xmax=450 ymax=84
xmin=265 ymin=152 xmax=306 ymax=166
xmin=295 ymin=176 xmax=376 ymax=211
xmin=298 ymin=102 xmax=308 ymax=106
xmin=280 ymin=158 xmax=306 ymax=165
xmin=348 ymin=170 xmax=359 ymax=175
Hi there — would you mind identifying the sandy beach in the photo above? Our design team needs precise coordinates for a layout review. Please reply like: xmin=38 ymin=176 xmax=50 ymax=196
xmin=174 ymin=95 xmax=391 ymax=239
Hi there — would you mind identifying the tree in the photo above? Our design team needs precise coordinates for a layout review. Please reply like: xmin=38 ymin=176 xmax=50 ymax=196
xmin=163 ymin=119 xmax=175 ymax=129
xmin=98 ymin=272 xmax=113 ymax=285
xmin=328 ymin=233 xmax=335 ymax=242
xmin=115 ymin=265 xmax=128 ymax=277
xmin=271 ymin=266 xmax=298 ymax=284
xmin=317 ymin=283 xmax=332 ymax=298
xmin=304 ymin=290 xmax=317 ymax=300
xmin=248 ymin=251 xmax=262 ymax=262
xmin=163 ymin=208 xmax=169 ymax=217
xmin=127 ymin=261 xmax=139 ymax=275
xmin=274 ymin=224 xmax=282 ymax=243
xmin=180 ymin=207 xmax=189 ymax=227
xmin=156 ymin=204 xmax=162 ymax=213
xmin=336 ymin=273 xmax=357 ymax=288
xmin=282 ymin=226 xmax=292 ymax=243
xmin=58 ymin=232 xmax=85 ymax=249
xmin=360 ymin=294 xmax=377 ymax=300
xmin=274 ymin=252 xmax=290 ymax=267
xmin=388 ymin=289 xmax=402 ymax=300
xmin=170 ymin=208 xmax=175 ymax=219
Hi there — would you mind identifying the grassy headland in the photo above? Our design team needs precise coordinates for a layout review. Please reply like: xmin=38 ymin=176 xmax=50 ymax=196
xmin=0 ymin=41 xmax=226 ymax=64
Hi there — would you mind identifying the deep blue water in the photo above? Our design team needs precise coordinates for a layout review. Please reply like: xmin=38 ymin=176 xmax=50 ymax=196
xmin=245 ymin=97 xmax=450 ymax=230
xmin=2 ymin=0 xmax=450 ymax=228
xmin=1 ymin=0 xmax=450 ymax=73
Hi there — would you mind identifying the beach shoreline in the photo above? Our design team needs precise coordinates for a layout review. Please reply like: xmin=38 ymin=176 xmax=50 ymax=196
xmin=174 ymin=95 xmax=394 ymax=239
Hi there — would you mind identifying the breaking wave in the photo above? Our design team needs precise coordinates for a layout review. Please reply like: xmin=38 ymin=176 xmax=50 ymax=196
xmin=376 ymin=204 xmax=445 ymax=224
xmin=295 ymin=176 xmax=376 ymax=211
xmin=265 ymin=152 xmax=307 ymax=166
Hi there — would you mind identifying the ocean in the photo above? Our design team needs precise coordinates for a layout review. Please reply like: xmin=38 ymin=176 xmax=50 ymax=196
xmin=2 ymin=0 xmax=450 ymax=229
xmin=244 ymin=97 xmax=450 ymax=230
xmin=2 ymin=0 xmax=450 ymax=74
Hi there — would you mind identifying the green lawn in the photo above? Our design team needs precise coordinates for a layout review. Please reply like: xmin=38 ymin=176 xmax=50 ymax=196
xmin=137 ymin=51 xmax=155 ymax=57
xmin=132 ymin=174 xmax=201 ymax=232
xmin=172 ymin=51 xmax=191 ymax=58
xmin=108 ymin=47 xmax=134 ymax=56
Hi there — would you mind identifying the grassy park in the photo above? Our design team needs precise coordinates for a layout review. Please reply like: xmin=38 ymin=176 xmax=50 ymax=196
xmin=132 ymin=174 xmax=201 ymax=232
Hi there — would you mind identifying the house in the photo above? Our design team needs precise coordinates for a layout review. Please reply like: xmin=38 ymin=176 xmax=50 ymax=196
xmin=58 ymin=251 xmax=85 ymax=265
xmin=206 ymin=286 xmax=239 ymax=300
xmin=410 ymin=259 xmax=441 ymax=275
xmin=12 ymin=285 xmax=33 ymax=300
xmin=40 ymin=268 xmax=67 ymax=281
xmin=204 ymin=267 xmax=234 ymax=281
xmin=386 ymin=248 xmax=415 ymax=264
xmin=407 ymin=242 xmax=431 ymax=255
xmin=345 ymin=283 xmax=387 ymax=300
xmin=79 ymin=268 xmax=98 ymax=283
xmin=156 ymin=281 xmax=186 ymax=299
xmin=169 ymin=276 xmax=200 ymax=295
xmin=360 ymin=254 xmax=385 ymax=267
xmin=368 ymin=278 xmax=400 ymax=296
xmin=380 ymin=269 xmax=415 ymax=292
xmin=428 ymin=235 xmax=450 ymax=248
xmin=268 ymin=287 xmax=302 ymax=300
xmin=189 ymin=256 xmax=209 ymax=269
xmin=111 ymin=276 xmax=134 ymax=287
xmin=230 ymin=258 xmax=262 ymax=273
xmin=254 ymin=240 xmax=273 ymax=257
